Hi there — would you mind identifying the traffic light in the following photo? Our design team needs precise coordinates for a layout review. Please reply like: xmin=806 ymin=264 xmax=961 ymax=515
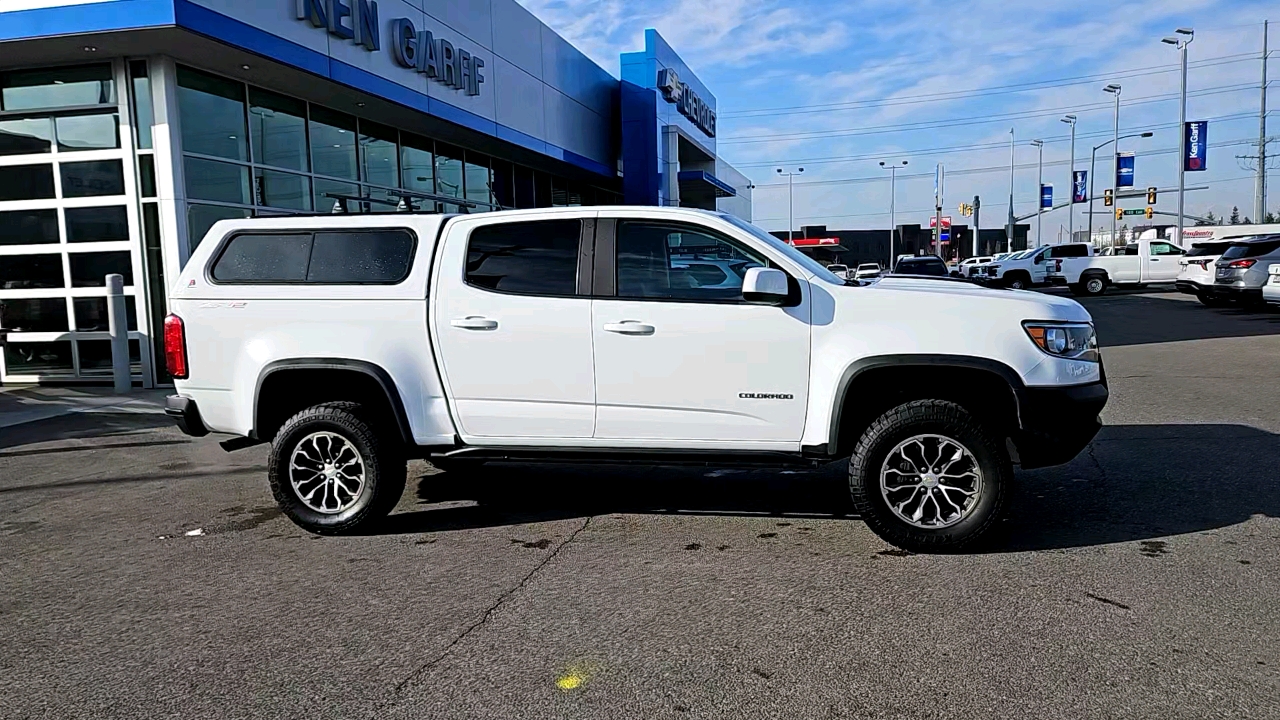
xmin=958 ymin=203 xmax=973 ymax=217
xmin=1116 ymin=208 xmax=1124 ymax=220
xmin=1104 ymin=189 xmax=1114 ymax=207
xmin=1145 ymin=207 xmax=1154 ymax=219
xmin=1147 ymin=186 xmax=1158 ymax=204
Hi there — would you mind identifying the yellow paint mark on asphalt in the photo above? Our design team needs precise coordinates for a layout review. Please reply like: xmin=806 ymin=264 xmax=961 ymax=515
xmin=556 ymin=668 xmax=589 ymax=691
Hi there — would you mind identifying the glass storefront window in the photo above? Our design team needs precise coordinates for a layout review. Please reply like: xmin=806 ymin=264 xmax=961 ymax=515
xmin=400 ymin=133 xmax=434 ymax=199
xmin=184 ymin=156 xmax=251 ymax=205
xmin=0 ymin=254 xmax=64 ymax=289
xmin=3 ymin=341 xmax=73 ymax=374
xmin=491 ymin=159 xmax=514 ymax=209
xmin=0 ymin=164 xmax=55 ymax=201
xmin=73 ymin=296 xmax=138 ymax=332
xmin=249 ymin=88 xmax=308 ymax=172
xmin=513 ymin=165 xmax=535 ymax=209
xmin=55 ymin=114 xmax=120 ymax=152
xmin=69 ymin=251 xmax=133 ymax=287
xmin=65 ymin=205 xmax=130 ymax=243
xmin=138 ymin=155 xmax=156 ymax=197
xmin=309 ymin=106 xmax=357 ymax=180
xmin=313 ymin=178 xmax=360 ymax=213
xmin=60 ymin=159 xmax=125 ymax=197
xmin=176 ymin=66 xmax=247 ymax=161
xmin=1 ymin=64 xmax=115 ymax=111
xmin=129 ymin=61 xmax=154 ymax=150
xmin=0 ymin=298 xmax=69 ymax=332
xmin=77 ymin=339 xmax=141 ymax=375
xmin=188 ymin=204 xmax=250 ymax=251
xmin=465 ymin=155 xmax=493 ymax=209
xmin=0 ymin=209 xmax=59 ymax=245
xmin=435 ymin=143 xmax=464 ymax=212
xmin=0 ymin=118 xmax=53 ymax=156
xmin=254 ymin=169 xmax=312 ymax=211
xmin=359 ymin=120 xmax=398 ymax=188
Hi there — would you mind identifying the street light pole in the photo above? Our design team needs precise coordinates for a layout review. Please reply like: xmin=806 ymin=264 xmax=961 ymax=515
xmin=775 ymin=167 xmax=804 ymax=243
xmin=1163 ymin=28 xmax=1193 ymax=245
xmin=880 ymin=160 xmax=907 ymax=269
xmin=1104 ymin=84 xmax=1121 ymax=246
xmin=1007 ymin=127 xmax=1016 ymax=252
xmin=1031 ymin=139 xmax=1044 ymax=247
xmin=1087 ymin=131 xmax=1154 ymax=247
xmin=1061 ymin=114 xmax=1077 ymax=243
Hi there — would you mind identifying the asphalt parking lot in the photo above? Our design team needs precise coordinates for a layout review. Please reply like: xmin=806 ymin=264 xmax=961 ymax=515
xmin=2 ymin=290 xmax=1278 ymax=720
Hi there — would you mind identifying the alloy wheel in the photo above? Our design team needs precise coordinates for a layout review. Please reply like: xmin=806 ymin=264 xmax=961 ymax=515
xmin=289 ymin=431 xmax=367 ymax=514
xmin=879 ymin=434 xmax=984 ymax=529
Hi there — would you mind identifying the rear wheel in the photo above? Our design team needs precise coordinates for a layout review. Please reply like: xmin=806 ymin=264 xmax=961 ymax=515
xmin=1197 ymin=292 xmax=1230 ymax=307
xmin=268 ymin=403 xmax=406 ymax=535
xmin=1006 ymin=273 xmax=1030 ymax=290
xmin=848 ymin=400 xmax=1011 ymax=553
xmin=1081 ymin=275 xmax=1108 ymax=296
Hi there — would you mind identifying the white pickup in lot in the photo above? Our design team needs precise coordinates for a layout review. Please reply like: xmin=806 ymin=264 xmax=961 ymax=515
xmin=983 ymin=243 xmax=1094 ymax=289
xmin=164 ymin=207 xmax=1108 ymax=552
xmin=1049 ymin=238 xmax=1186 ymax=296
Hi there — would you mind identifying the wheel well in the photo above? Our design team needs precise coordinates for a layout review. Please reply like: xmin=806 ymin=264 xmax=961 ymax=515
xmin=832 ymin=365 xmax=1020 ymax=457
xmin=254 ymin=367 xmax=407 ymax=445
xmin=1081 ymin=269 xmax=1109 ymax=282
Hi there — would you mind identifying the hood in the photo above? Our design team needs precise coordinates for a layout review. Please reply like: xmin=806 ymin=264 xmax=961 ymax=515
xmin=848 ymin=276 xmax=1091 ymax=322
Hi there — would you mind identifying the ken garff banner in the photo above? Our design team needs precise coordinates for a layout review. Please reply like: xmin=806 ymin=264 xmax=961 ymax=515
xmin=1116 ymin=152 xmax=1135 ymax=188
xmin=1072 ymin=170 xmax=1088 ymax=203
xmin=1184 ymin=121 xmax=1208 ymax=171
xmin=1040 ymin=184 xmax=1053 ymax=209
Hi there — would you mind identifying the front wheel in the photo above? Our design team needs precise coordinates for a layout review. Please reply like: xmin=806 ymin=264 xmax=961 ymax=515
xmin=1081 ymin=275 xmax=1108 ymax=296
xmin=848 ymin=400 xmax=1011 ymax=553
xmin=268 ymin=403 xmax=406 ymax=535
xmin=1006 ymin=274 xmax=1029 ymax=290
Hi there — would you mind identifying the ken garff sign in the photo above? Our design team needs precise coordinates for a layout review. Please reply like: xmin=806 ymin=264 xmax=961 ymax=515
xmin=296 ymin=0 xmax=484 ymax=96
xmin=1115 ymin=152 xmax=1135 ymax=188
xmin=1184 ymin=120 xmax=1208 ymax=171
xmin=1072 ymin=170 xmax=1088 ymax=203
xmin=657 ymin=68 xmax=716 ymax=138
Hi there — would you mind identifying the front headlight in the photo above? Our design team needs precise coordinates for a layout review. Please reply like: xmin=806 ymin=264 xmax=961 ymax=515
xmin=1023 ymin=322 xmax=1099 ymax=362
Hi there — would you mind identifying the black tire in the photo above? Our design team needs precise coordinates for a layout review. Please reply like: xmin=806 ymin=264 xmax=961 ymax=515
xmin=1197 ymin=292 xmax=1230 ymax=308
xmin=1081 ymin=274 xmax=1108 ymax=296
xmin=1006 ymin=272 xmax=1030 ymax=290
xmin=268 ymin=403 xmax=406 ymax=535
xmin=848 ymin=400 xmax=1011 ymax=553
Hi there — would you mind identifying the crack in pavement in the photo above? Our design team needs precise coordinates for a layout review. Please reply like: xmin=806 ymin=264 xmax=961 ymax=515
xmin=378 ymin=515 xmax=594 ymax=711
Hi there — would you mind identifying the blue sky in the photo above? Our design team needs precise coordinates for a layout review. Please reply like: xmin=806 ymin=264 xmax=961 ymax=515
xmin=520 ymin=0 xmax=1276 ymax=236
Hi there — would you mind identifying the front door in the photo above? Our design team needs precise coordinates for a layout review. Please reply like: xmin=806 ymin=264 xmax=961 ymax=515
xmin=432 ymin=214 xmax=596 ymax=439
xmin=591 ymin=219 xmax=811 ymax=445
xmin=1148 ymin=241 xmax=1185 ymax=281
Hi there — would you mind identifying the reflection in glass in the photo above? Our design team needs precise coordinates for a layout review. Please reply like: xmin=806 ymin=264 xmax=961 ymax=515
xmin=400 ymin=133 xmax=434 ymax=207
xmin=176 ymin=66 xmax=247 ymax=161
xmin=435 ymin=144 xmax=464 ymax=212
xmin=491 ymin=159 xmax=514 ymax=209
xmin=69 ymin=251 xmax=133 ymax=287
xmin=309 ymin=106 xmax=357 ymax=180
xmin=249 ymin=88 xmax=309 ymax=171
xmin=314 ymin=178 xmax=360 ymax=214
xmin=55 ymin=114 xmax=119 ymax=151
xmin=0 ymin=164 xmax=55 ymax=201
xmin=138 ymin=154 xmax=156 ymax=197
xmin=465 ymin=156 xmax=493 ymax=210
xmin=77 ymin=339 xmax=141 ymax=375
xmin=0 ymin=209 xmax=59 ymax=245
xmin=60 ymin=160 xmax=125 ymax=197
xmin=65 ymin=205 xmax=130 ymax=243
xmin=0 ymin=118 xmax=53 ymax=155
xmin=0 ymin=298 xmax=69 ymax=332
xmin=73 ymin=296 xmax=138 ymax=332
xmin=3 ymin=342 xmax=73 ymax=374
xmin=1 ymin=64 xmax=115 ymax=111
xmin=255 ymin=169 xmax=312 ymax=211
xmin=359 ymin=120 xmax=398 ymax=188
xmin=130 ymin=60 xmax=154 ymax=149
xmin=187 ymin=204 xmax=250 ymax=251
xmin=143 ymin=203 xmax=169 ymax=380
xmin=0 ymin=254 xmax=64 ymax=289
xmin=184 ymin=157 xmax=250 ymax=204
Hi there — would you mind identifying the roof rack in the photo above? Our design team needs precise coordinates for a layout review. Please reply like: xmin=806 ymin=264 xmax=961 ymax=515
xmin=323 ymin=189 xmax=508 ymax=215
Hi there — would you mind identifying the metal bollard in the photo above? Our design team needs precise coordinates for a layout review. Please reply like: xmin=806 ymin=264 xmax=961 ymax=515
xmin=106 ymin=273 xmax=131 ymax=394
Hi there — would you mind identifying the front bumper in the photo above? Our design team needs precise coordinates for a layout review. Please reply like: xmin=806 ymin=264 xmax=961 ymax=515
xmin=165 ymin=395 xmax=209 ymax=437
xmin=1012 ymin=380 xmax=1108 ymax=470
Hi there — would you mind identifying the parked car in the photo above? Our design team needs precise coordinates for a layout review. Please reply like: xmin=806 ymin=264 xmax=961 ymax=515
xmin=1264 ymin=264 xmax=1280 ymax=306
xmin=954 ymin=256 xmax=993 ymax=278
xmin=854 ymin=263 xmax=882 ymax=279
xmin=1175 ymin=240 xmax=1234 ymax=307
xmin=825 ymin=263 xmax=850 ymax=280
xmin=984 ymin=243 xmax=1095 ymax=290
xmin=1212 ymin=236 xmax=1280 ymax=307
xmin=164 ymin=207 xmax=1106 ymax=552
xmin=892 ymin=255 xmax=950 ymax=277
xmin=1049 ymin=238 xmax=1185 ymax=296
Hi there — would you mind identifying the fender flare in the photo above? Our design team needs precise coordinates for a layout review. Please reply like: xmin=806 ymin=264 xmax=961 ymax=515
xmin=252 ymin=358 xmax=414 ymax=444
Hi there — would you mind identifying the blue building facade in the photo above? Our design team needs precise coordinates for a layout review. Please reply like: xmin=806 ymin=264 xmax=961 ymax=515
xmin=0 ymin=0 xmax=750 ymax=385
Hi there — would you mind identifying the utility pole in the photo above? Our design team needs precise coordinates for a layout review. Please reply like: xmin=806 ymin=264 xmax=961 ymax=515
xmin=1258 ymin=20 xmax=1269 ymax=222
xmin=972 ymin=195 xmax=981 ymax=258
xmin=1062 ymin=114 xmax=1077 ymax=242
xmin=880 ymin=160 xmax=907 ymax=268
xmin=775 ymin=167 xmax=804 ymax=243
xmin=1104 ymin=84 xmax=1122 ymax=247
xmin=935 ymin=163 xmax=944 ymax=257
xmin=1006 ymin=128 xmax=1015 ymax=251
xmin=1165 ymin=28 xmax=1194 ymax=246
xmin=1031 ymin=139 xmax=1044 ymax=247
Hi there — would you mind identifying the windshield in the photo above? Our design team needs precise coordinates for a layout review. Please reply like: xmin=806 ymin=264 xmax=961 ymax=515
xmin=1221 ymin=238 xmax=1280 ymax=259
xmin=719 ymin=214 xmax=845 ymax=283
xmin=1187 ymin=242 xmax=1233 ymax=257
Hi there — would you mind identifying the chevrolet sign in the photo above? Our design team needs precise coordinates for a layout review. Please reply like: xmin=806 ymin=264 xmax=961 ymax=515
xmin=657 ymin=68 xmax=716 ymax=138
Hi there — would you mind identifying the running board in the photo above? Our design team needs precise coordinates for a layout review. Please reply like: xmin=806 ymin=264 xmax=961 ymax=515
xmin=429 ymin=446 xmax=825 ymax=469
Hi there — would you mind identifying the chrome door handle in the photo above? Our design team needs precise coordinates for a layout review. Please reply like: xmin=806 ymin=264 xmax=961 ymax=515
xmin=603 ymin=321 xmax=655 ymax=335
xmin=451 ymin=316 xmax=498 ymax=330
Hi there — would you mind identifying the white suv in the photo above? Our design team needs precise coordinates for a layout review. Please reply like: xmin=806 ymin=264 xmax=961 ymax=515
xmin=164 ymin=207 xmax=1107 ymax=552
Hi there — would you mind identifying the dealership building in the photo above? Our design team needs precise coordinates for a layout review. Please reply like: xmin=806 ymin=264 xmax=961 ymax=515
xmin=0 ymin=0 xmax=751 ymax=385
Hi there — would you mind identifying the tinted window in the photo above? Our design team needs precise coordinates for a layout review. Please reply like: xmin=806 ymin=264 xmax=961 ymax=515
xmin=74 ymin=296 xmax=138 ymax=332
xmin=307 ymin=230 xmax=415 ymax=283
xmin=60 ymin=160 xmax=124 ymax=197
xmin=212 ymin=234 xmax=313 ymax=282
xmin=896 ymin=258 xmax=948 ymax=276
xmin=1048 ymin=244 xmax=1090 ymax=258
xmin=2 ymin=64 xmax=115 ymax=111
xmin=1121 ymin=245 xmax=1140 ymax=256
xmin=55 ymin=113 xmax=119 ymax=151
xmin=0 ymin=164 xmax=55 ymax=201
xmin=249 ymin=88 xmax=308 ymax=171
xmin=0 ymin=297 xmax=69 ymax=332
xmin=177 ymin=66 xmax=247 ymax=161
xmin=1220 ymin=239 xmax=1280 ymax=259
xmin=309 ymin=106 xmax=357 ymax=180
xmin=617 ymin=222 xmax=766 ymax=301
xmin=0 ymin=118 xmax=53 ymax=155
xmin=465 ymin=220 xmax=580 ymax=295
xmin=65 ymin=205 xmax=129 ymax=243
xmin=188 ymin=204 xmax=251 ymax=251
xmin=0 ymin=209 xmax=59 ymax=245
xmin=0 ymin=253 xmax=63 ymax=289
xmin=69 ymin=251 xmax=133 ymax=287
xmin=1187 ymin=242 xmax=1232 ymax=257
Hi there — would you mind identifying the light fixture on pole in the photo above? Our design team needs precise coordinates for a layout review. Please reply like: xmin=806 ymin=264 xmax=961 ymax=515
xmin=1163 ymin=27 xmax=1193 ymax=245
xmin=1087 ymin=131 xmax=1153 ymax=244
xmin=1061 ymin=114 xmax=1077 ymax=242
xmin=776 ymin=167 xmax=804 ymax=244
xmin=879 ymin=160 xmax=907 ymax=269
xmin=1031 ymin=139 xmax=1044 ymax=247
xmin=1103 ymin=84 xmax=1122 ymax=246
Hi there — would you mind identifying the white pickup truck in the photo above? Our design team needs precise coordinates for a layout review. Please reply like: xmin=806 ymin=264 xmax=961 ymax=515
xmin=982 ymin=243 xmax=1094 ymax=289
xmin=164 ymin=207 xmax=1107 ymax=552
xmin=1048 ymin=238 xmax=1186 ymax=296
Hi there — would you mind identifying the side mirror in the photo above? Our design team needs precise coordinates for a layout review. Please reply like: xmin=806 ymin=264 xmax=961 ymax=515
xmin=742 ymin=267 xmax=789 ymax=305
xmin=1034 ymin=255 xmax=1044 ymax=264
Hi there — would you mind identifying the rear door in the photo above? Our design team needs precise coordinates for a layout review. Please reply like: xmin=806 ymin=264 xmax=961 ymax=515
xmin=589 ymin=215 xmax=811 ymax=446
xmin=431 ymin=213 xmax=598 ymax=439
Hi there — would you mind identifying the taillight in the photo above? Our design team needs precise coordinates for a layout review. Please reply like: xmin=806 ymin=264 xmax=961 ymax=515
xmin=164 ymin=314 xmax=188 ymax=380
xmin=1225 ymin=259 xmax=1257 ymax=269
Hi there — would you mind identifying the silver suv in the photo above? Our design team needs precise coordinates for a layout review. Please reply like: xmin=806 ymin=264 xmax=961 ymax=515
xmin=1213 ymin=236 xmax=1280 ymax=307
